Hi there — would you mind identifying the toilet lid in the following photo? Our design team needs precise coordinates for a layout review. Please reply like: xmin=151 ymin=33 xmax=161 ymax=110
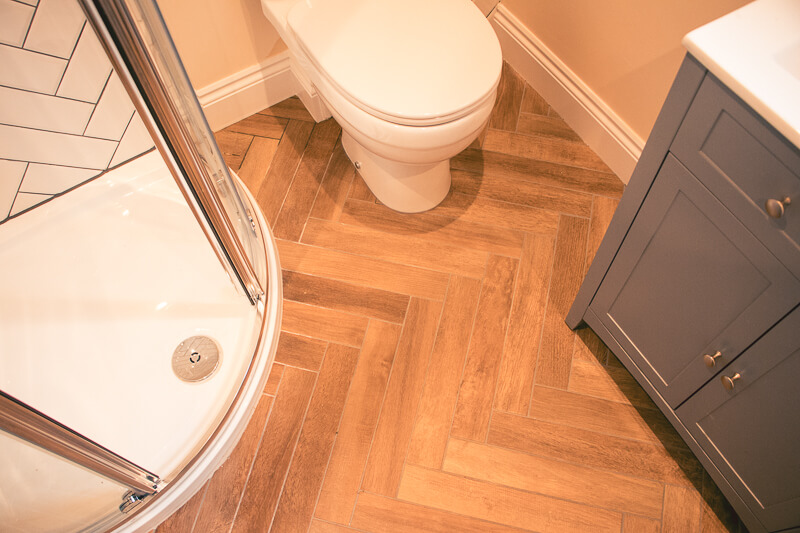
xmin=287 ymin=0 xmax=502 ymax=126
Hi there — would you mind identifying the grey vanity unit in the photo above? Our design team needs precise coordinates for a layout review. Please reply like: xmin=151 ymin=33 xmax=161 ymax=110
xmin=567 ymin=54 xmax=800 ymax=533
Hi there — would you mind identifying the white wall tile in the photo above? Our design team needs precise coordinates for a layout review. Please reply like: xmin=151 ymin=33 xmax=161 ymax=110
xmin=0 ymin=124 xmax=117 ymax=170
xmin=0 ymin=159 xmax=27 ymax=219
xmin=0 ymin=0 xmax=35 ymax=47
xmin=56 ymin=25 xmax=111 ymax=103
xmin=84 ymin=73 xmax=135 ymax=141
xmin=20 ymin=164 xmax=98 ymax=194
xmin=10 ymin=191 xmax=50 ymax=216
xmin=0 ymin=43 xmax=66 ymax=94
xmin=109 ymin=113 xmax=155 ymax=167
xmin=23 ymin=0 xmax=85 ymax=59
xmin=0 ymin=86 xmax=93 ymax=135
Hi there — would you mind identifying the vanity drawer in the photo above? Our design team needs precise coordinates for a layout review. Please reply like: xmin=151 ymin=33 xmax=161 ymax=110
xmin=671 ymin=74 xmax=800 ymax=277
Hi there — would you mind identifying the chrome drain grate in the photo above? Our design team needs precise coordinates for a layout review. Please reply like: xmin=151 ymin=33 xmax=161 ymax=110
xmin=172 ymin=336 xmax=221 ymax=382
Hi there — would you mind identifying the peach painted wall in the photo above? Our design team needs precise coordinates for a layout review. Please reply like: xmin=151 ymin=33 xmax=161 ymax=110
xmin=157 ymin=0 xmax=285 ymax=90
xmin=500 ymin=0 xmax=751 ymax=140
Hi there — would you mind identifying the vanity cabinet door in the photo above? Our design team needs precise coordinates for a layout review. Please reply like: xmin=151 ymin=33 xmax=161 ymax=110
xmin=676 ymin=306 xmax=800 ymax=532
xmin=590 ymin=154 xmax=800 ymax=408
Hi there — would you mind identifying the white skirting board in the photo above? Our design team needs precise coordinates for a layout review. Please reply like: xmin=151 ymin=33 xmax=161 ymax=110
xmin=489 ymin=5 xmax=643 ymax=183
xmin=196 ymin=51 xmax=298 ymax=132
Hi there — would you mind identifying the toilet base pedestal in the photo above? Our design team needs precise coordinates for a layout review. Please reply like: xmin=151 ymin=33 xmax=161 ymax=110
xmin=341 ymin=132 xmax=451 ymax=213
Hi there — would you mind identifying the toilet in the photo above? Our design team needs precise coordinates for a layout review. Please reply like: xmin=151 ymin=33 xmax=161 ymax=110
xmin=261 ymin=0 xmax=503 ymax=213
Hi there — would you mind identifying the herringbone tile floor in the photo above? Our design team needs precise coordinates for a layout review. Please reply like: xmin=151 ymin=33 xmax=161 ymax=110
xmin=156 ymin=64 xmax=745 ymax=533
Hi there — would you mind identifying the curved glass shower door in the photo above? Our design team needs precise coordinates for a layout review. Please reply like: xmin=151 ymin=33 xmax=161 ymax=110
xmin=0 ymin=0 xmax=278 ymax=531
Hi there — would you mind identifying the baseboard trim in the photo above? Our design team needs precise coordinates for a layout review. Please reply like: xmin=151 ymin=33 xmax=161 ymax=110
xmin=490 ymin=5 xmax=643 ymax=183
xmin=196 ymin=51 xmax=298 ymax=132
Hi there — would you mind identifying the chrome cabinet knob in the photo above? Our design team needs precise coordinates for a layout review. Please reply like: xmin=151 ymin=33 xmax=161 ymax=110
xmin=721 ymin=372 xmax=742 ymax=391
xmin=765 ymin=197 xmax=791 ymax=218
xmin=703 ymin=351 xmax=723 ymax=368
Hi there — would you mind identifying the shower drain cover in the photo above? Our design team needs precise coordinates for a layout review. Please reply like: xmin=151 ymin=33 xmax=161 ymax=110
xmin=172 ymin=336 xmax=221 ymax=382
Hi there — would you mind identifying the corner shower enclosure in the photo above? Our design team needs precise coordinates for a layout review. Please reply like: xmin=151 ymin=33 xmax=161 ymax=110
xmin=0 ymin=0 xmax=281 ymax=531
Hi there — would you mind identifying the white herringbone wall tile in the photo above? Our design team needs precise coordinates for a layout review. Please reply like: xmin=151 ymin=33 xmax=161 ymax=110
xmin=0 ymin=0 xmax=154 ymax=224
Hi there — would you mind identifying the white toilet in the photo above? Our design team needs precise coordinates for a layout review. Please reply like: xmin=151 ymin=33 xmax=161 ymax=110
xmin=261 ymin=0 xmax=503 ymax=213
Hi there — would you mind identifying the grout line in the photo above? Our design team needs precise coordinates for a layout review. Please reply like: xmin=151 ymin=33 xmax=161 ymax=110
xmin=81 ymin=71 xmax=114 ymax=136
xmin=19 ymin=1 xmax=37 ymax=50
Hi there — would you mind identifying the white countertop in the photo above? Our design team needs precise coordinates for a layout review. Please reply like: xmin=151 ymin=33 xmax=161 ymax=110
xmin=683 ymin=0 xmax=800 ymax=149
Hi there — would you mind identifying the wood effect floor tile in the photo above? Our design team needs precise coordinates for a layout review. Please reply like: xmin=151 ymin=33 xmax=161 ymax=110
xmin=265 ymin=362 xmax=284 ymax=395
xmin=516 ymin=113 xmax=582 ymax=142
xmin=273 ymin=119 xmax=341 ymax=241
xmin=278 ymin=239 xmax=449 ymax=301
xmin=271 ymin=344 xmax=361 ymax=533
xmin=214 ymin=129 xmax=252 ymax=171
xmin=568 ymin=357 xmax=658 ymax=409
xmin=530 ymin=386 xmax=675 ymax=446
xmin=301 ymin=217 xmax=488 ymax=279
xmin=281 ymin=300 xmax=368 ymax=347
xmin=407 ymin=276 xmax=482 ymax=468
xmin=663 ymin=484 xmax=702 ymax=533
xmin=483 ymin=129 xmax=612 ymax=172
xmin=348 ymin=173 xmax=377 ymax=202
xmin=451 ymin=169 xmax=593 ymax=218
xmin=362 ymin=298 xmax=443 ymax=496
xmin=398 ymin=464 xmax=623 ymax=533
xmin=226 ymin=114 xmax=288 ymax=139
xmin=259 ymin=97 xmax=315 ymax=122
xmin=283 ymin=270 xmax=409 ymax=323
xmin=192 ymin=395 xmax=274 ymax=533
xmin=623 ymin=514 xmax=662 ymax=533
xmin=535 ymin=215 xmax=589 ymax=389
xmin=444 ymin=438 xmax=664 ymax=518
xmin=432 ymin=191 xmax=560 ymax=236
xmin=585 ymin=195 xmax=620 ymax=275
xmin=231 ymin=367 xmax=317 ymax=533
xmin=236 ymin=136 xmax=279 ymax=195
xmin=256 ymin=119 xmax=314 ymax=226
xmin=489 ymin=62 xmax=525 ymax=132
xmin=701 ymin=471 xmax=743 ymax=533
xmin=452 ymin=148 xmax=623 ymax=198
xmin=309 ymin=141 xmax=356 ymax=221
xmin=520 ymin=84 xmax=549 ymax=116
xmin=156 ymin=483 xmax=206 ymax=533
xmin=275 ymin=332 xmax=328 ymax=371
xmin=315 ymin=321 xmax=402 ymax=524
xmin=350 ymin=492 xmax=533 ymax=533
xmin=340 ymin=198 xmax=524 ymax=258
xmin=494 ymin=233 xmax=555 ymax=414
xmin=488 ymin=411 xmax=702 ymax=488
xmin=451 ymin=255 xmax=518 ymax=441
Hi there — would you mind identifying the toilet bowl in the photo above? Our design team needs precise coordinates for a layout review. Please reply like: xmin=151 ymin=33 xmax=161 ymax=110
xmin=261 ymin=0 xmax=502 ymax=213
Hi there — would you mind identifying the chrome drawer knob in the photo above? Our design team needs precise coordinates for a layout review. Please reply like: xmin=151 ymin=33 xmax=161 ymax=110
xmin=721 ymin=372 xmax=741 ymax=391
xmin=765 ymin=197 xmax=791 ymax=218
xmin=703 ymin=350 xmax=722 ymax=368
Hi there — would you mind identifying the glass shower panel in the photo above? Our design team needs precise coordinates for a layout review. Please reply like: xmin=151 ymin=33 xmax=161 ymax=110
xmin=0 ymin=0 xmax=268 ymax=530
xmin=0 ymin=429 xmax=127 ymax=533
xmin=89 ymin=0 xmax=267 ymax=298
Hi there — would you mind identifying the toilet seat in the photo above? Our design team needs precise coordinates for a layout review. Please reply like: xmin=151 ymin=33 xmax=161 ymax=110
xmin=287 ymin=0 xmax=502 ymax=126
